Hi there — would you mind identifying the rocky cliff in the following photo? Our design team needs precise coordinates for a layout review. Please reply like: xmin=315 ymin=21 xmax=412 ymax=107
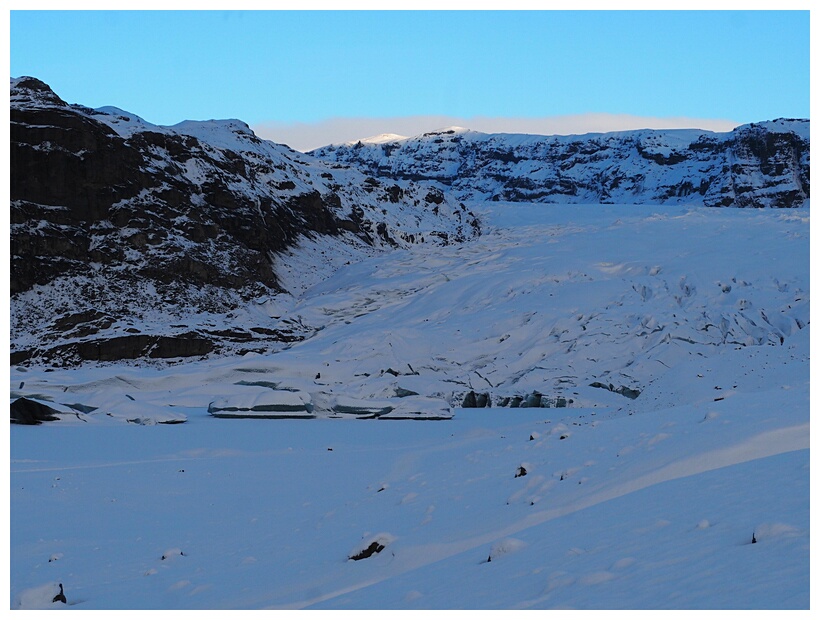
xmin=10 ymin=77 xmax=480 ymax=365
xmin=310 ymin=122 xmax=809 ymax=208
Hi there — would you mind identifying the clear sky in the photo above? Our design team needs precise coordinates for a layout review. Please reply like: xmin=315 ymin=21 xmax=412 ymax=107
xmin=9 ymin=8 xmax=811 ymax=151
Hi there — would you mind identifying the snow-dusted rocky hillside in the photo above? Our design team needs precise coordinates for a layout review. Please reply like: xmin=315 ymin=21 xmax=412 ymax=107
xmin=10 ymin=77 xmax=479 ymax=366
xmin=10 ymin=201 xmax=809 ymax=609
xmin=310 ymin=122 xmax=809 ymax=208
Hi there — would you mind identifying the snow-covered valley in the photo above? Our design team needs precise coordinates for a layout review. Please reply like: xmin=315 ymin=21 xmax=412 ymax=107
xmin=9 ymin=201 xmax=810 ymax=609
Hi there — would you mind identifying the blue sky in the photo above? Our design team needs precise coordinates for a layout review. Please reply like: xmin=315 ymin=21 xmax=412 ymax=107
xmin=10 ymin=9 xmax=811 ymax=151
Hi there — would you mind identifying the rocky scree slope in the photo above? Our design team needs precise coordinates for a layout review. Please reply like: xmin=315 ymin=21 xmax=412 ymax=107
xmin=10 ymin=77 xmax=480 ymax=366
xmin=310 ymin=122 xmax=809 ymax=208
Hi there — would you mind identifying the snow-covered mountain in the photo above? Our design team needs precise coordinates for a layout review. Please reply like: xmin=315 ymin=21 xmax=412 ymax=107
xmin=9 ymin=78 xmax=809 ymax=609
xmin=310 ymin=122 xmax=810 ymax=208
xmin=10 ymin=77 xmax=479 ymax=365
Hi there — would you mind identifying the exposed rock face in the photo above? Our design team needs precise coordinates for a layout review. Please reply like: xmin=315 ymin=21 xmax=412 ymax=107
xmin=40 ymin=333 xmax=215 ymax=363
xmin=10 ymin=77 xmax=480 ymax=365
xmin=310 ymin=122 xmax=810 ymax=208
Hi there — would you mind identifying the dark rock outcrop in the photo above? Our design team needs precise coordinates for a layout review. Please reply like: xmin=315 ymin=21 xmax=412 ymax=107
xmin=11 ymin=81 xmax=332 ymax=296
xmin=10 ymin=397 xmax=61 ymax=425
xmin=348 ymin=541 xmax=386 ymax=561
xmin=461 ymin=390 xmax=491 ymax=408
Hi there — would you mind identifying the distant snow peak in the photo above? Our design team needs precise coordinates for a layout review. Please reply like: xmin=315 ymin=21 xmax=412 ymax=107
xmin=359 ymin=132 xmax=408 ymax=145
xmin=423 ymin=125 xmax=470 ymax=136
xmin=348 ymin=126 xmax=473 ymax=147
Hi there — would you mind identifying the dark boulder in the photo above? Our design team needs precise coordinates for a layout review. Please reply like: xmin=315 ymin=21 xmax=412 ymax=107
xmin=10 ymin=397 xmax=61 ymax=425
xmin=349 ymin=541 xmax=385 ymax=561
xmin=52 ymin=583 xmax=66 ymax=604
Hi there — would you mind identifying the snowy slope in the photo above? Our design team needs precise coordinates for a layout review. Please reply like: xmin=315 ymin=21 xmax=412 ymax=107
xmin=9 ymin=201 xmax=809 ymax=609
xmin=274 ymin=203 xmax=809 ymax=412
xmin=311 ymin=122 xmax=810 ymax=208
xmin=10 ymin=202 xmax=809 ymax=420
xmin=10 ymin=388 xmax=809 ymax=609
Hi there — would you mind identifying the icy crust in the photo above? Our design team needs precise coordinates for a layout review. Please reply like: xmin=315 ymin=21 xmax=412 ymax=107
xmin=208 ymin=388 xmax=314 ymax=418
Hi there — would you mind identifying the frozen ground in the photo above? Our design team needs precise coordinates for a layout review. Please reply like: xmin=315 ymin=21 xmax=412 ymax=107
xmin=9 ymin=201 xmax=810 ymax=609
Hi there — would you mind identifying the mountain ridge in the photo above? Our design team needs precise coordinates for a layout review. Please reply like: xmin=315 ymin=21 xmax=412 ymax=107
xmin=310 ymin=120 xmax=809 ymax=208
xmin=10 ymin=76 xmax=480 ymax=365
xmin=10 ymin=76 xmax=810 ymax=368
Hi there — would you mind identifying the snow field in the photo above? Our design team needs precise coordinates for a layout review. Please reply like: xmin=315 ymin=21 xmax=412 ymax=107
xmin=10 ymin=385 xmax=808 ymax=608
xmin=9 ymin=201 xmax=809 ymax=608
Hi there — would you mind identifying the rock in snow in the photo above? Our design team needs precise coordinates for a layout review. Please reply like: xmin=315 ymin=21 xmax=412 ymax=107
xmin=12 ymin=582 xmax=68 ymax=609
xmin=486 ymin=538 xmax=527 ymax=563
xmin=161 ymin=548 xmax=185 ymax=560
xmin=10 ymin=397 xmax=62 ymax=425
xmin=348 ymin=533 xmax=396 ymax=561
